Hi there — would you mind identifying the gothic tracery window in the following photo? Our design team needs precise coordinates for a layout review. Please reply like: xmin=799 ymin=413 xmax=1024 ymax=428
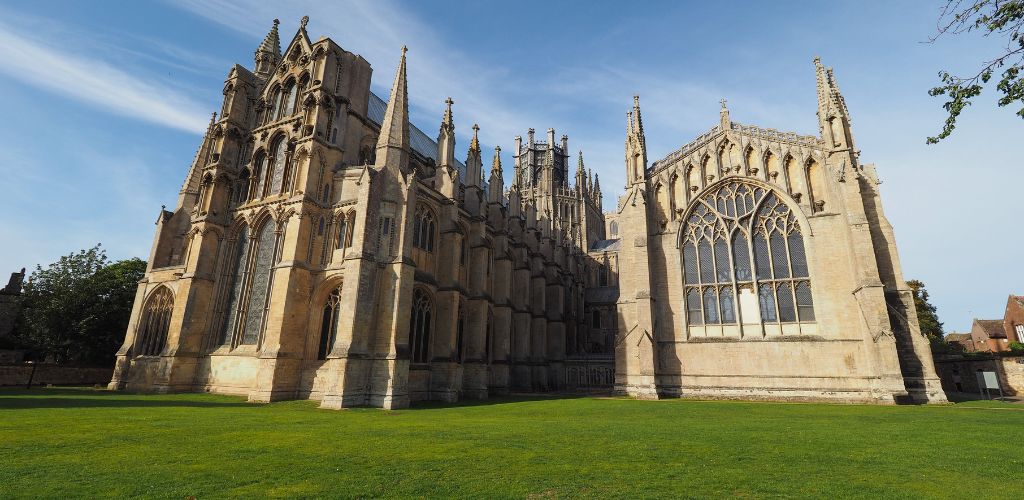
xmin=681 ymin=181 xmax=815 ymax=329
xmin=240 ymin=221 xmax=278 ymax=345
xmin=317 ymin=287 xmax=341 ymax=360
xmin=268 ymin=137 xmax=287 ymax=195
xmin=412 ymin=206 xmax=436 ymax=252
xmin=219 ymin=225 xmax=250 ymax=345
xmin=410 ymin=289 xmax=432 ymax=364
xmin=137 ymin=287 xmax=174 ymax=356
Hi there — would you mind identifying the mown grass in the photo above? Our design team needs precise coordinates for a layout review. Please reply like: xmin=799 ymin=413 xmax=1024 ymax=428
xmin=1 ymin=388 xmax=1022 ymax=498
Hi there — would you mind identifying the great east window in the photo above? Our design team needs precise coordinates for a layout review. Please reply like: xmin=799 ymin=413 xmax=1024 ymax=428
xmin=681 ymin=181 xmax=815 ymax=332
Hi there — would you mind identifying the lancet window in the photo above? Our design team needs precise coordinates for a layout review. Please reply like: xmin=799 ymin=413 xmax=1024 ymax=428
xmin=681 ymin=181 xmax=814 ymax=327
xmin=268 ymin=137 xmax=287 ymax=195
xmin=410 ymin=289 xmax=432 ymax=364
xmin=317 ymin=287 xmax=341 ymax=360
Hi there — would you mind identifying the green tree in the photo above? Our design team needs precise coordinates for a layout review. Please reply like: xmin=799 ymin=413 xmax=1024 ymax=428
xmin=907 ymin=279 xmax=945 ymax=340
xmin=14 ymin=245 xmax=146 ymax=365
xmin=927 ymin=0 xmax=1024 ymax=143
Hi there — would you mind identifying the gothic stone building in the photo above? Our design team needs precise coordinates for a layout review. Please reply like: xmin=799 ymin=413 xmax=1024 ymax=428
xmin=110 ymin=18 xmax=946 ymax=407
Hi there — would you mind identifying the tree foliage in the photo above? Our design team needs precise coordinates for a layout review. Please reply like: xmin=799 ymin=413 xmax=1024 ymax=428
xmin=927 ymin=0 xmax=1024 ymax=143
xmin=14 ymin=245 xmax=145 ymax=366
xmin=907 ymin=279 xmax=945 ymax=339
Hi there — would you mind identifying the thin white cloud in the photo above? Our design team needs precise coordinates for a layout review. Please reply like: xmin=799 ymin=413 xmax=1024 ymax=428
xmin=0 ymin=20 xmax=210 ymax=134
xmin=172 ymin=0 xmax=556 ymax=149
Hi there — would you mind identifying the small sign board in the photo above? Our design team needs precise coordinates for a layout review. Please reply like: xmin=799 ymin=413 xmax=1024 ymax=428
xmin=982 ymin=371 xmax=1000 ymax=389
xmin=976 ymin=371 xmax=1004 ymax=400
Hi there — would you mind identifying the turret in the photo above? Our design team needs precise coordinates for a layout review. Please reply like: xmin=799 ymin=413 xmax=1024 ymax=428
xmin=575 ymin=150 xmax=586 ymax=192
xmin=719 ymin=98 xmax=731 ymax=130
xmin=625 ymin=95 xmax=648 ymax=186
xmin=254 ymin=19 xmax=282 ymax=78
xmin=465 ymin=124 xmax=483 ymax=188
xmin=815 ymin=57 xmax=855 ymax=152
xmin=437 ymin=97 xmax=456 ymax=172
xmin=488 ymin=146 xmax=504 ymax=203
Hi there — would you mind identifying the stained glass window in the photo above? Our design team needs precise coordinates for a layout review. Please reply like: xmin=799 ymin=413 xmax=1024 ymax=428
xmin=241 ymin=222 xmax=277 ymax=345
xmin=681 ymin=180 xmax=814 ymax=328
xmin=219 ymin=226 xmax=250 ymax=345
xmin=269 ymin=137 xmax=287 ymax=195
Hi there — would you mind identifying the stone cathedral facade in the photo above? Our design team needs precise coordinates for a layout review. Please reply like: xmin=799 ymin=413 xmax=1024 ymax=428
xmin=110 ymin=17 xmax=946 ymax=407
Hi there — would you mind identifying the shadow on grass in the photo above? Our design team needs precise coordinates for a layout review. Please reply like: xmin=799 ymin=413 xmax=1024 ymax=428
xmin=404 ymin=392 xmax=589 ymax=411
xmin=0 ymin=387 xmax=251 ymax=410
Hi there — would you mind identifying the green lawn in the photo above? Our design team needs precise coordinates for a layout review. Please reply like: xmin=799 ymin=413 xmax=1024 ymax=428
xmin=1 ymin=388 xmax=1022 ymax=498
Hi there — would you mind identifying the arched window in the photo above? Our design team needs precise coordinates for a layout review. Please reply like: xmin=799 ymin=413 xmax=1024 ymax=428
xmin=412 ymin=206 xmax=436 ymax=252
xmin=410 ymin=289 xmax=432 ymax=364
xmin=240 ymin=221 xmax=278 ymax=345
xmin=317 ymin=287 xmax=341 ymax=360
xmin=295 ymin=75 xmax=309 ymax=114
xmin=321 ymin=183 xmax=331 ymax=204
xmin=282 ymin=80 xmax=296 ymax=117
xmin=236 ymin=169 xmax=250 ymax=204
xmin=268 ymin=137 xmax=287 ymax=195
xmin=336 ymin=214 xmax=350 ymax=250
xmin=598 ymin=264 xmax=609 ymax=287
xmin=270 ymin=86 xmax=283 ymax=121
xmin=251 ymin=151 xmax=266 ymax=199
xmin=609 ymin=221 xmax=618 ymax=238
xmin=218 ymin=225 xmax=250 ymax=345
xmin=137 ymin=287 xmax=174 ymax=356
xmin=680 ymin=180 xmax=815 ymax=328
xmin=592 ymin=310 xmax=602 ymax=329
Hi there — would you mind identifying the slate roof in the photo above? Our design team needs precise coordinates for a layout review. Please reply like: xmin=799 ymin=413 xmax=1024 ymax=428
xmin=589 ymin=239 xmax=621 ymax=252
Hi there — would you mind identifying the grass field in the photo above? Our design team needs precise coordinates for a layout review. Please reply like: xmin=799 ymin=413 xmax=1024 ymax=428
xmin=1 ymin=388 xmax=1022 ymax=498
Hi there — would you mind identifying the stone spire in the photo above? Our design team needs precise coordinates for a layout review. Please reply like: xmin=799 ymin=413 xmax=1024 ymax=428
xmin=488 ymin=145 xmax=504 ymax=203
xmin=437 ymin=97 xmax=456 ymax=171
xmin=815 ymin=56 xmax=854 ymax=151
xmin=575 ymin=150 xmax=586 ymax=192
xmin=254 ymin=19 xmax=282 ymax=78
xmin=465 ymin=123 xmax=483 ymax=187
xmin=374 ymin=46 xmax=410 ymax=173
xmin=625 ymin=95 xmax=648 ymax=185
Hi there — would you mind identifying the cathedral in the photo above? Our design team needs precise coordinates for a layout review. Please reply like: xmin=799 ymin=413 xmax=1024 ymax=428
xmin=109 ymin=17 xmax=947 ymax=407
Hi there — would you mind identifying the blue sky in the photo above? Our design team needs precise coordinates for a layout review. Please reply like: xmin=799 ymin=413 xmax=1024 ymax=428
xmin=0 ymin=1 xmax=1020 ymax=332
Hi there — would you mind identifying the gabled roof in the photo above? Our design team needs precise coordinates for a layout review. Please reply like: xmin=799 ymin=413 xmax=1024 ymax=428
xmin=974 ymin=319 xmax=1006 ymax=339
xmin=945 ymin=333 xmax=971 ymax=342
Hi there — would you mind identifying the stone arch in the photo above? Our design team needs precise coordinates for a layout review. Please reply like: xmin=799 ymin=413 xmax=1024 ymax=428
xmin=806 ymin=157 xmax=828 ymax=213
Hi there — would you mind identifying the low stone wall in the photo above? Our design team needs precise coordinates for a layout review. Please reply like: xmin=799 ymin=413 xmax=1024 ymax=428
xmin=934 ymin=355 xmax=1024 ymax=395
xmin=0 ymin=364 xmax=113 ymax=387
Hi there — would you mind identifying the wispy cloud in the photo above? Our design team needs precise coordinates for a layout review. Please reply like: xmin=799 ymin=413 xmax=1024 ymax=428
xmin=173 ymin=0 xmax=544 ymax=147
xmin=0 ymin=17 xmax=210 ymax=134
